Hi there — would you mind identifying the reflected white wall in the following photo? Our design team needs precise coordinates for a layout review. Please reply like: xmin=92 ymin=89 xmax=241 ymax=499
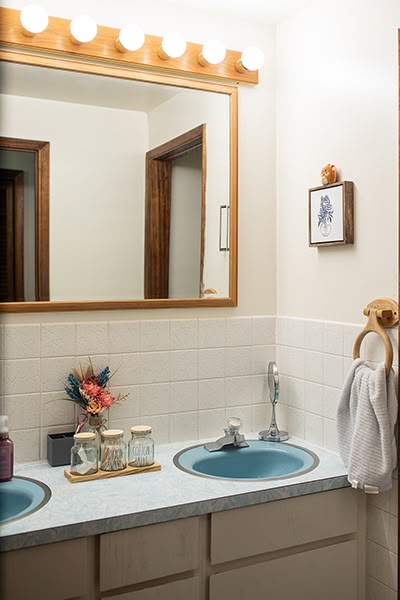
xmin=0 ymin=94 xmax=147 ymax=300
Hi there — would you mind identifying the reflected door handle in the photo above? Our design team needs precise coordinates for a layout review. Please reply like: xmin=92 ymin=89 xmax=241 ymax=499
xmin=219 ymin=205 xmax=230 ymax=251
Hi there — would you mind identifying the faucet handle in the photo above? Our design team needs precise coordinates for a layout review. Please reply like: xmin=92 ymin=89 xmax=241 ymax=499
xmin=225 ymin=416 xmax=242 ymax=436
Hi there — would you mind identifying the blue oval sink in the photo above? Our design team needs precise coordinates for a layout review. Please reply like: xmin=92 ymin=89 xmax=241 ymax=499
xmin=173 ymin=440 xmax=319 ymax=480
xmin=0 ymin=476 xmax=51 ymax=524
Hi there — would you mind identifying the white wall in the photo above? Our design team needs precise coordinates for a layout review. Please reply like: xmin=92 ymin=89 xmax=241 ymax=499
xmin=0 ymin=0 xmax=276 ymax=322
xmin=276 ymin=0 xmax=400 ymax=323
xmin=169 ymin=149 xmax=202 ymax=298
xmin=0 ymin=93 xmax=148 ymax=301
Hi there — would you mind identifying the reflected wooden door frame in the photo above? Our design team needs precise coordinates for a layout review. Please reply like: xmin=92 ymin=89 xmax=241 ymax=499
xmin=0 ymin=169 xmax=24 ymax=301
xmin=144 ymin=124 xmax=206 ymax=299
xmin=0 ymin=137 xmax=50 ymax=301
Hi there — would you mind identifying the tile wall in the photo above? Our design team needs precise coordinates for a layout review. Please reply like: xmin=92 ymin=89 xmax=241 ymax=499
xmin=0 ymin=313 xmax=397 ymax=597
xmin=275 ymin=316 xmax=398 ymax=600
xmin=0 ymin=316 xmax=275 ymax=462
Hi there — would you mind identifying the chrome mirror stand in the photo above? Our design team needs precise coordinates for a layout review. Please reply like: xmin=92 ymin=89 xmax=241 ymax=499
xmin=259 ymin=361 xmax=289 ymax=442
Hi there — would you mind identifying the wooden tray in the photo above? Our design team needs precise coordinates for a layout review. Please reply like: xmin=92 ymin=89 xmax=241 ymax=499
xmin=64 ymin=461 xmax=161 ymax=483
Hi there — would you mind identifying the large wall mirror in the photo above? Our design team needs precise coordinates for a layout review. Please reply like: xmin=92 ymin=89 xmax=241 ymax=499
xmin=0 ymin=54 xmax=238 ymax=313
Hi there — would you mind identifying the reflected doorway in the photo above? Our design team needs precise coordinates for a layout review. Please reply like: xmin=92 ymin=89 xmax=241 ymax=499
xmin=0 ymin=168 xmax=24 ymax=301
xmin=144 ymin=124 xmax=206 ymax=299
xmin=0 ymin=137 xmax=49 ymax=301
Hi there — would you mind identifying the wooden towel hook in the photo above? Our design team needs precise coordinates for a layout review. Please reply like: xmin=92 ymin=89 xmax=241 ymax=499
xmin=353 ymin=298 xmax=399 ymax=375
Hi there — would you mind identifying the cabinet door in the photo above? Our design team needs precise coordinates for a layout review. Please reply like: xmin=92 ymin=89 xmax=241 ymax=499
xmin=211 ymin=488 xmax=357 ymax=563
xmin=210 ymin=540 xmax=357 ymax=600
xmin=106 ymin=577 xmax=200 ymax=600
xmin=100 ymin=517 xmax=200 ymax=591
xmin=0 ymin=538 xmax=90 ymax=600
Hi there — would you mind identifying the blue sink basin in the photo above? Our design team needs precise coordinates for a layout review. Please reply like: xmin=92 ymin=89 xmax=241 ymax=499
xmin=0 ymin=476 xmax=51 ymax=524
xmin=173 ymin=440 xmax=319 ymax=481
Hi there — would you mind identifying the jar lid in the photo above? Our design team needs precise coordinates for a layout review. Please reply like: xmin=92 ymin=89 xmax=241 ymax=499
xmin=74 ymin=432 xmax=96 ymax=441
xmin=101 ymin=429 xmax=124 ymax=438
xmin=130 ymin=425 xmax=152 ymax=435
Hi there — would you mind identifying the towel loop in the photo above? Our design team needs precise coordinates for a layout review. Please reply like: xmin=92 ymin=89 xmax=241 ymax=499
xmin=353 ymin=298 xmax=399 ymax=375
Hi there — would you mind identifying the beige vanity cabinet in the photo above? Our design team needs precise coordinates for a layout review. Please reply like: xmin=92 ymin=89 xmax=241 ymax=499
xmin=0 ymin=487 xmax=364 ymax=600
xmin=97 ymin=488 xmax=364 ymax=600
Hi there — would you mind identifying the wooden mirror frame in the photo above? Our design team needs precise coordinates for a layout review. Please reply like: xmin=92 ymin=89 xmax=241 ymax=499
xmin=397 ymin=28 xmax=400 ymax=600
xmin=0 ymin=59 xmax=237 ymax=313
xmin=0 ymin=9 xmax=239 ymax=313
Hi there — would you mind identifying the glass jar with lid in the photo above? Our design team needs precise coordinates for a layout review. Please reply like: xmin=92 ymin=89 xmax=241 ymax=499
xmin=70 ymin=432 xmax=98 ymax=476
xmin=128 ymin=425 xmax=154 ymax=467
xmin=100 ymin=429 xmax=126 ymax=471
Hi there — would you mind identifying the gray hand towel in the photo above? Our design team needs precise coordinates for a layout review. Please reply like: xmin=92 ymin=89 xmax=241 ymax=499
xmin=336 ymin=358 xmax=397 ymax=493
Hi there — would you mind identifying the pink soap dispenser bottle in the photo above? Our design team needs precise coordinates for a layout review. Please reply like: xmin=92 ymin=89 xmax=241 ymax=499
xmin=0 ymin=415 xmax=14 ymax=482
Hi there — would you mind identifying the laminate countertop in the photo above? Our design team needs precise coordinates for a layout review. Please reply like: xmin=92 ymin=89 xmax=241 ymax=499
xmin=0 ymin=436 xmax=349 ymax=552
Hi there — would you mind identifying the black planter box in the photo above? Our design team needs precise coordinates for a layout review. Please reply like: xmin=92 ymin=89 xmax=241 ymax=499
xmin=47 ymin=432 xmax=75 ymax=467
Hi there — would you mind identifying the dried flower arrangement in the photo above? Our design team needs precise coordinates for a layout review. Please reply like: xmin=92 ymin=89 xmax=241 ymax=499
xmin=64 ymin=360 xmax=128 ymax=433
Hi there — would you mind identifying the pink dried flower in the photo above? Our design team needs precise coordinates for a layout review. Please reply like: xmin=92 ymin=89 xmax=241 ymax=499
xmin=97 ymin=388 xmax=115 ymax=409
xmin=80 ymin=381 xmax=116 ymax=412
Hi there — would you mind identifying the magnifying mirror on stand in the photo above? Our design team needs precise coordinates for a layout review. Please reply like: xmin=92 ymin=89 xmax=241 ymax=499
xmin=259 ymin=361 xmax=289 ymax=442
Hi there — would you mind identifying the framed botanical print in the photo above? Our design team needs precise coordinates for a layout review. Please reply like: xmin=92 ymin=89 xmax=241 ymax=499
xmin=308 ymin=181 xmax=354 ymax=246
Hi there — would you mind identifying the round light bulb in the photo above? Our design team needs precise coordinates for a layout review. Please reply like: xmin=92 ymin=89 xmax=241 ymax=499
xmin=20 ymin=4 xmax=48 ymax=35
xmin=117 ymin=24 xmax=145 ymax=52
xmin=70 ymin=15 xmax=97 ymax=44
xmin=161 ymin=32 xmax=186 ymax=59
xmin=240 ymin=46 xmax=264 ymax=71
xmin=201 ymin=40 xmax=226 ymax=65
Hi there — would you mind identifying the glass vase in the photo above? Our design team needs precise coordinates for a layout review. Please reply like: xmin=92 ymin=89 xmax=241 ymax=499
xmin=79 ymin=413 xmax=107 ymax=449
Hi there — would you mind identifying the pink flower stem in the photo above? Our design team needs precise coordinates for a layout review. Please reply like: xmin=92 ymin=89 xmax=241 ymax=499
xmin=76 ymin=411 xmax=88 ymax=434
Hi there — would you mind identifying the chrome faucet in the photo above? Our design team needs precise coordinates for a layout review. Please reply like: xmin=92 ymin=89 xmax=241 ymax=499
xmin=204 ymin=417 xmax=249 ymax=452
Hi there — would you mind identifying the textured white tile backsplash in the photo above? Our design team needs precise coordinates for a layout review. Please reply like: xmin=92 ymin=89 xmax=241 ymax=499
xmin=198 ymin=318 xmax=226 ymax=348
xmin=1 ymin=314 xmax=397 ymax=470
xmin=226 ymin=346 xmax=252 ymax=377
xmin=140 ymin=320 xmax=169 ymax=352
xmin=226 ymin=316 xmax=252 ymax=347
xmin=198 ymin=348 xmax=226 ymax=380
xmin=169 ymin=319 xmax=198 ymax=350
xmin=108 ymin=320 xmax=140 ymax=354
xmin=4 ymin=359 xmax=41 ymax=395
xmin=198 ymin=378 xmax=225 ymax=410
xmin=170 ymin=349 xmax=198 ymax=382
xmin=40 ymin=323 xmax=76 ymax=358
xmin=76 ymin=321 xmax=109 ymax=356
xmin=140 ymin=351 xmax=169 ymax=384
xmin=5 ymin=324 xmax=40 ymax=359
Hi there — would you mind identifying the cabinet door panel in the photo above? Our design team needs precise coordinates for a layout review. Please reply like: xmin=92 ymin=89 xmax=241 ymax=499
xmin=100 ymin=517 xmax=200 ymax=591
xmin=210 ymin=540 xmax=357 ymax=600
xmin=106 ymin=577 xmax=200 ymax=600
xmin=0 ymin=538 xmax=89 ymax=600
xmin=211 ymin=488 xmax=357 ymax=563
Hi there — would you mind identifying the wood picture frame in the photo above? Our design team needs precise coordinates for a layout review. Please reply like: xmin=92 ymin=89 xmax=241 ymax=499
xmin=308 ymin=181 xmax=353 ymax=247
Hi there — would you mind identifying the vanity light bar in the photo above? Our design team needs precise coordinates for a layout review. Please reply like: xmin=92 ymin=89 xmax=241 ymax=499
xmin=0 ymin=6 xmax=260 ymax=84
